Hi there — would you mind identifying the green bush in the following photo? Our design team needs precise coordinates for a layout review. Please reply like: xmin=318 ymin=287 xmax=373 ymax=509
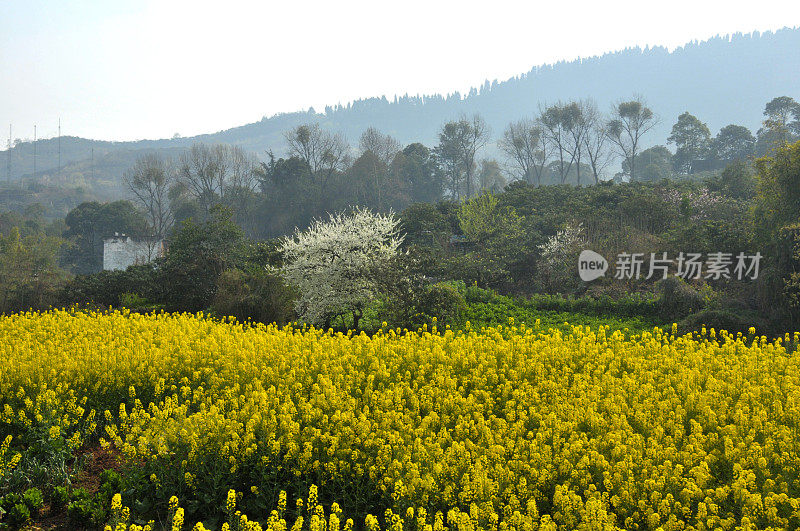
xmin=67 ymin=488 xmax=104 ymax=528
xmin=160 ymin=207 xmax=246 ymax=313
xmin=50 ymin=486 xmax=69 ymax=512
xmin=22 ymin=488 xmax=43 ymax=513
xmin=59 ymin=264 xmax=160 ymax=308
xmin=416 ymin=283 xmax=468 ymax=329
xmin=211 ymin=268 xmax=297 ymax=326
xmin=677 ymin=309 xmax=771 ymax=337
xmin=118 ymin=292 xmax=155 ymax=310
xmin=656 ymin=277 xmax=708 ymax=320
xmin=463 ymin=283 xmax=494 ymax=304
xmin=5 ymin=503 xmax=30 ymax=529
xmin=0 ymin=490 xmax=41 ymax=529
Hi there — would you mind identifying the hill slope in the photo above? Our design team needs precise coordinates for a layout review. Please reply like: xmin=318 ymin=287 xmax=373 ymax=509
xmin=1 ymin=28 xmax=798 ymax=196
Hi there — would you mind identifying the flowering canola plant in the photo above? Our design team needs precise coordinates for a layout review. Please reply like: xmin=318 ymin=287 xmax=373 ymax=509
xmin=1 ymin=309 xmax=800 ymax=530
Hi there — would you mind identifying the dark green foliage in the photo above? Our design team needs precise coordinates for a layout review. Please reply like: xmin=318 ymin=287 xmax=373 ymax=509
xmin=677 ymin=309 xmax=771 ymax=336
xmin=624 ymin=146 xmax=674 ymax=181
xmin=67 ymin=488 xmax=100 ymax=528
xmin=753 ymin=140 xmax=800 ymax=324
xmin=707 ymin=161 xmax=757 ymax=200
xmin=160 ymin=206 xmax=246 ymax=312
xmin=50 ymin=486 xmax=69 ymax=512
xmin=712 ymin=125 xmax=756 ymax=163
xmin=59 ymin=263 xmax=160 ymax=308
xmin=21 ymin=488 xmax=42 ymax=513
xmin=395 ymin=143 xmax=445 ymax=203
xmin=668 ymin=112 xmax=711 ymax=174
xmin=0 ymin=488 xmax=43 ymax=529
xmin=410 ymin=283 xmax=468 ymax=329
xmin=656 ymin=277 xmax=706 ymax=319
xmin=399 ymin=202 xmax=455 ymax=249
xmin=211 ymin=268 xmax=297 ymax=326
xmin=64 ymin=472 xmax=121 ymax=530
xmin=457 ymin=288 xmax=663 ymax=333
xmin=4 ymin=503 xmax=30 ymax=529
xmin=61 ymin=201 xmax=149 ymax=274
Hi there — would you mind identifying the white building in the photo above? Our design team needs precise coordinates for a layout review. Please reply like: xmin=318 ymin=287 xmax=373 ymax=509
xmin=103 ymin=234 xmax=164 ymax=271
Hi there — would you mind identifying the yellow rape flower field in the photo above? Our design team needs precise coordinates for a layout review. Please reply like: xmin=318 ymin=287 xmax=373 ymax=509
xmin=1 ymin=310 xmax=800 ymax=531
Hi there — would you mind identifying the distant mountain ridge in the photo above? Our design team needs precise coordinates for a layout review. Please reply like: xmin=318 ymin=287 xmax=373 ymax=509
xmin=2 ymin=27 xmax=799 ymax=193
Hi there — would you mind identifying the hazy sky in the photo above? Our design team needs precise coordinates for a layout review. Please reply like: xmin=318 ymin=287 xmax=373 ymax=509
xmin=2 ymin=0 xmax=799 ymax=142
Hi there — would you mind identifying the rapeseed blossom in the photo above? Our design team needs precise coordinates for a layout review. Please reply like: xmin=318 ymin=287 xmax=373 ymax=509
xmin=1 ymin=309 xmax=799 ymax=530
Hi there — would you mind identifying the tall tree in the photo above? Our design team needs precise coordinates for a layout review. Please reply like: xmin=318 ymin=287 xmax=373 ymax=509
xmin=753 ymin=140 xmax=800 ymax=322
xmin=123 ymin=153 xmax=175 ymax=241
xmin=582 ymin=102 xmax=613 ymax=184
xmin=538 ymin=103 xmax=574 ymax=184
xmin=757 ymin=96 xmax=800 ymax=155
xmin=223 ymin=146 xmax=260 ymax=236
xmin=285 ymin=123 xmax=350 ymax=194
xmin=478 ymin=159 xmax=506 ymax=193
xmin=606 ymin=97 xmax=659 ymax=182
xmin=177 ymin=144 xmax=230 ymax=215
xmin=498 ymin=119 xmax=548 ymax=186
xmin=357 ymin=128 xmax=402 ymax=207
xmin=434 ymin=114 xmax=490 ymax=200
xmin=359 ymin=127 xmax=401 ymax=166
xmin=348 ymin=150 xmax=401 ymax=210
xmin=764 ymin=96 xmax=799 ymax=135
xmin=392 ymin=143 xmax=444 ymax=204
xmin=712 ymin=124 xmax=756 ymax=162
xmin=667 ymin=112 xmax=712 ymax=174
xmin=160 ymin=205 xmax=246 ymax=312
xmin=561 ymin=101 xmax=591 ymax=185
xmin=622 ymin=145 xmax=673 ymax=181
xmin=256 ymin=154 xmax=315 ymax=237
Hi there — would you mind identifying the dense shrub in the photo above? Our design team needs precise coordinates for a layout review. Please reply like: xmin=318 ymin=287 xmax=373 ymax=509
xmin=414 ymin=282 xmax=468 ymax=329
xmin=677 ymin=308 xmax=772 ymax=336
xmin=159 ymin=207 xmax=246 ymax=313
xmin=0 ymin=488 xmax=43 ymax=529
xmin=211 ymin=268 xmax=297 ymax=326
xmin=59 ymin=264 xmax=160 ymax=308
xmin=655 ymin=276 xmax=708 ymax=320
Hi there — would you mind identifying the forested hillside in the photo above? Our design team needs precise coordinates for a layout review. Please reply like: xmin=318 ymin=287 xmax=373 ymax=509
xmin=2 ymin=28 xmax=798 ymax=193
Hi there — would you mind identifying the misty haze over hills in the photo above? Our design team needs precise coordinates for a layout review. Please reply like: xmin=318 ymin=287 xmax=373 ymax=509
xmin=2 ymin=27 xmax=799 ymax=196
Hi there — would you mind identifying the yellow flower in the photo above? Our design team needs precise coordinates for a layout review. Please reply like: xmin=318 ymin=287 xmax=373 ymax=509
xmin=226 ymin=489 xmax=237 ymax=514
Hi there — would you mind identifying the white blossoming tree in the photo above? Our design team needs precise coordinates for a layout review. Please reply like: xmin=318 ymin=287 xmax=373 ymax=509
xmin=279 ymin=207 xmax=404 ymax=330
xmin=537 ymin=222 xmax=586 ymax=292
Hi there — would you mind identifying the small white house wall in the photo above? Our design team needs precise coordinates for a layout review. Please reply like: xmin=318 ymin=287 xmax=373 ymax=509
xmin=103 ymin=238 xmax=161 ymax=271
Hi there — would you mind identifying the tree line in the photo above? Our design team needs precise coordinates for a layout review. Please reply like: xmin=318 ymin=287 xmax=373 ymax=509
xmin=115 ymin=95 xmax=798 ymax=246
xmin=1 ymin=95 xmax=799 ymax=334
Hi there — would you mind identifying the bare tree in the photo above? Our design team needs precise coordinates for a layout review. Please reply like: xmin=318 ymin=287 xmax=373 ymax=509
xmin=124 ymin=153 xmax=174 ymax=244
xmin=358 ymin=128 xmax=402 ymax=206
xmin=562 ymin=101 xmax=592 ymax=185
xmin=225 ymin=145 xmax=261 ymax=235
xmin=581 ymin=101 xmax=614 ymax=184
xmin=359 ymin=127 xmax=401 ymax=166
xmin=538 ymin=103 xmax=574 ymax=184
xmin=178 ymin=143 xmax=230 ymax=214
xmin=607 ymin=96 xmax=659 ymax=181
xmin=478 ymin=159 xmax=506 ymax=193
xmin=285 ymin=123 xmax=350 ymax=192
xmin=498 ymin=119 xmax=549 ymax=186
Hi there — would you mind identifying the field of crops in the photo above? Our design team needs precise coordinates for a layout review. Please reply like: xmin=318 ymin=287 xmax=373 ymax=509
xmin=1 ymin=310 xmax=799 ymax=530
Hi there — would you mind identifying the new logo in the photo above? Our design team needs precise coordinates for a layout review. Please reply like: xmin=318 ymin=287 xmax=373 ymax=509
xmin=578 ymin=250 xmax=608 ymax=281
